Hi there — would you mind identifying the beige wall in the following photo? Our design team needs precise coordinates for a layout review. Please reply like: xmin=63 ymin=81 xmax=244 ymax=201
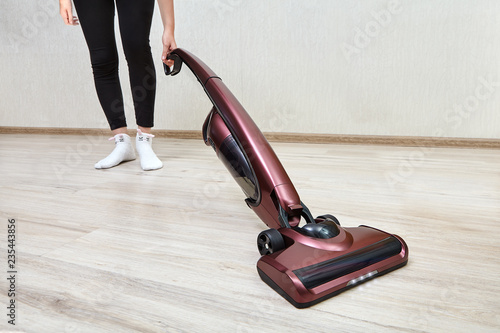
xmin=1 ymin=0 xmax=499 ymax=138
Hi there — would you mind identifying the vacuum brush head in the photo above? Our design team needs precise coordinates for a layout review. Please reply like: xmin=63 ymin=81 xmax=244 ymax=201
xmin=257 ymin=224 xmax=408 ymax=308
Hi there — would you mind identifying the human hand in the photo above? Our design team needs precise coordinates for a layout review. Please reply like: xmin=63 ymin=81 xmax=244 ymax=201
xmin=59 ymin=0 xmax=79 ymax=26
xmin=161 ymin=30 xmax=177 ymax=66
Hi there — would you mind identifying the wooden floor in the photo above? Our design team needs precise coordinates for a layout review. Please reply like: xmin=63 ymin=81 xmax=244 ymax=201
xmin=0 ymin=134 xmax=499 ymax=333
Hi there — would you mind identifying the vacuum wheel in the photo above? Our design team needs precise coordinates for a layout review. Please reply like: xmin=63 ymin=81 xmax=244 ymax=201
xmin=316 ymin=214 xmax=341 ymax=225
xmin=257 ymin=229 xmax=285 ymax=256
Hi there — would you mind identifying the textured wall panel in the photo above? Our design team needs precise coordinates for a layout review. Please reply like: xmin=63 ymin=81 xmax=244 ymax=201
xmin=0 ymin=0 xmax=499 ymax=138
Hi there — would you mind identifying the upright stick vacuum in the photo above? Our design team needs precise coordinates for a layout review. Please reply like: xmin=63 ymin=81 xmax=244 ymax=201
xmin=164 ymin=49 xmax=408 ymax=308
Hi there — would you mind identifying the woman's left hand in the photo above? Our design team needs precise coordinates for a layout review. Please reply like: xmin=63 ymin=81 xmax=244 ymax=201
xmin=162 ymin=30 xmax=177 ymax=66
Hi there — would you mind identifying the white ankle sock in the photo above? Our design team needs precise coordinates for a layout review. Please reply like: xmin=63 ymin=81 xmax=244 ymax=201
xmin=136 ymin=129 xmax=163 ymax=171
xmin=94 ymin=133 xmax=136 ymax=169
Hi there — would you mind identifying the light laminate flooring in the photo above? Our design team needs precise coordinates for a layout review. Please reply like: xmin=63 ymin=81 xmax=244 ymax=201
xmin=0 ymin=134 xmax=499 ymax=333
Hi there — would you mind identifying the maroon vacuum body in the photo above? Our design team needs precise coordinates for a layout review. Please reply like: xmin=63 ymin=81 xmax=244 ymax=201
xmin=165 ymin=49 xmax=408 ymax=308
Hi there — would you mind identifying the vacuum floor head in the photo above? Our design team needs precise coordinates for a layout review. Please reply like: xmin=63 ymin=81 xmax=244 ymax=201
xmin=256 ymin=221 xmax=408 ymax=308
xmin=165 ymin=49 xmax=409 ymax=308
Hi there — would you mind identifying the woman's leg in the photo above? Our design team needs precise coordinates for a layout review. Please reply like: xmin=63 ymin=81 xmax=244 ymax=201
xmin=73 ymin=0 xmax=128 ymax=131
xmin=116 ymin=0 xmax=156 ymax=130
xmin=73 ymin=0 xmax=135 ymax=169
xmin=116 ymin=0 xmax=162 ymax=171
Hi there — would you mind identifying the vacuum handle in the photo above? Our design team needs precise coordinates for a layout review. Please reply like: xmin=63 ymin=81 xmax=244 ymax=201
xmin=163 ymin=53 xmax=183 ymax=76
xmin=166 ymin=49 xmax=219 ymax=86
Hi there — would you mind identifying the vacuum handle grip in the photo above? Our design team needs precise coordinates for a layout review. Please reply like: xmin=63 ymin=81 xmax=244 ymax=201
xmin=163 ymin=53 xmax=182 ymax=76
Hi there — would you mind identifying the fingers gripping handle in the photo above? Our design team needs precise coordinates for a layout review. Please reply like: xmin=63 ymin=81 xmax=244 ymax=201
xmin=163 ymin=53 xmax=182 ymax=76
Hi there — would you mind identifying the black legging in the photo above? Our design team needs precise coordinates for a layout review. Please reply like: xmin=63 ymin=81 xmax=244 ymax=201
xmin=73 ymin=0 xmax=156 ymax=130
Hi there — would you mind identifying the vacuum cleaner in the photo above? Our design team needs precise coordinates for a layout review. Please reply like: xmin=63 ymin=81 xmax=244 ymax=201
xmin=164 ymin=49 xmax=408 ymax=308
